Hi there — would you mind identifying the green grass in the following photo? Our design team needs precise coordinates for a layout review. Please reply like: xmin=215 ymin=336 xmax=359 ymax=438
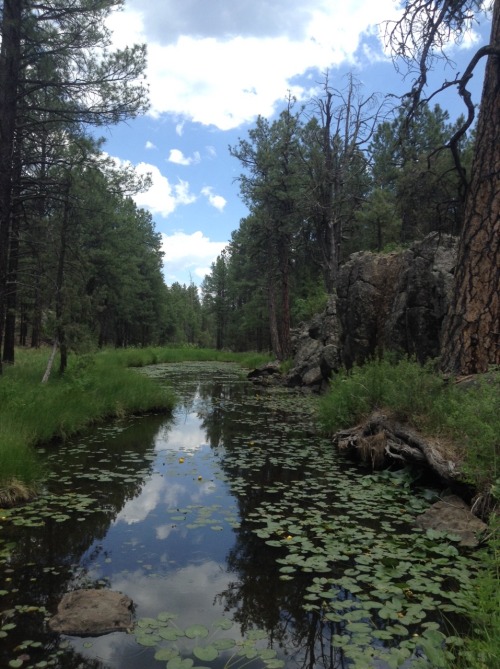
xmin=100 ymin=345 xmax=273 ymax=369
xmin=0 ymin=346 xmax=271 ymax=500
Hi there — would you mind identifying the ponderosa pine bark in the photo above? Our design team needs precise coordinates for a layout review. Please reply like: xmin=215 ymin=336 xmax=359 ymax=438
xmin=0 ymin=0 xmax=22 ymax=374
xmin=440 ymin=0 xmax=500 ymax=374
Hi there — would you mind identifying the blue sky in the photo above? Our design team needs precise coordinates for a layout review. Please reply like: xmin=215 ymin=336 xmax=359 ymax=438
xmin=102 ymin=1 xmax=492 ymax=287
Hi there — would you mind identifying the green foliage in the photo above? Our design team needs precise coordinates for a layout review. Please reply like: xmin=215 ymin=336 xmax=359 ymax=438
xmin=318 ymin=358 xmax=499 ymax=490
xmin=318 ymin=357 xmax=445 ymax=432
xmin=291 ymin=282 xmax=329 ymax=324
xmin=445 ymin=515 xmax=500 ymax=669
xmin=434 ymin=375 xmax=500 ymax=488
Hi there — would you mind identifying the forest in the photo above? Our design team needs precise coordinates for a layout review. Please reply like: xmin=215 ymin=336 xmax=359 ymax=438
xmin=0 ymin=0 xmax=498 ymax=377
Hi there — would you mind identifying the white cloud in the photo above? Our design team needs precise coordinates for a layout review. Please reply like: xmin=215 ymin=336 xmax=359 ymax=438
xmin=161 ymin=231 xmax=227 ymax=284
xmin=132 ymin=162 xmax=196 ymax=217
xmin=201 ymin=186 xmax=226 ymax=212
xmin=116 ymin=474 xmax=165 ymax=524
xmin=107 ymin=1 xmax=403 ymax=130
xmin=107 ymin=2 xmax=487 ymax=130
xmin=168 ymin=148 xmax=201 ymax=165
xmin=175 ymin=121 xmax=185 ymax=136
xmin=145 ymin=140 xmax=157 ymax=150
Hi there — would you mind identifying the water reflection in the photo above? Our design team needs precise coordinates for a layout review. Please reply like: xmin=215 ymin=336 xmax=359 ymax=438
xmin=0 ymin=363 xmax=477 ymax=669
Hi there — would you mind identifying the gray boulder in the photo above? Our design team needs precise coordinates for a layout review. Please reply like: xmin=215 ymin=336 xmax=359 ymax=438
xmin=415 ymin=494 xmax=487 ymax=547
xmin=48 ymin=589 xmax=133 ymax=636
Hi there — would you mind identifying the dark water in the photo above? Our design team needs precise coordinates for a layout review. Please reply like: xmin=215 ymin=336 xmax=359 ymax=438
xmin=0 ymin=362 xmax=478 ymax=669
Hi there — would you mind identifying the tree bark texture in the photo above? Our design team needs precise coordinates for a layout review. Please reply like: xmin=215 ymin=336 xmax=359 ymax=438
xmin=0 ymin=0 xmax=22 ymax=373
xmin=441 ymin=1 xmax=500 ymax=374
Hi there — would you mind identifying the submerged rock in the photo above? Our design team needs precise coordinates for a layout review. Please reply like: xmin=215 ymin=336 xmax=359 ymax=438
xmin=415 ymin=494 xmax=487 ymax=547
xmin=48 ymin=589 xmax=133 ymax=636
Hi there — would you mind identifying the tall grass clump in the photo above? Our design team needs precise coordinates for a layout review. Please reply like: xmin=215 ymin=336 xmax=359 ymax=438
xmin=100 ymin=346 xmax=273 ymax=369
xmin=445 ymin=511 xmax=500 ymax=669
xmin=318 ymin=357 xmax=445 ymax=434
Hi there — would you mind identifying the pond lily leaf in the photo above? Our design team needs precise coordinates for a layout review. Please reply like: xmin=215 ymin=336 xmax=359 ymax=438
xmin=136 ymin=634 xmax=160 ymax=647
xmin=159 ymin=627 xmax=183 ymax=641
xmin=167 ymin=658 xmax=194 ymax=669
xmin=193 ymin=645 xmax=218 ymax=661
xmin=184 ymin=624 xmax=209 ymax=639
xmin=212 ymin=638 xmax=236 ymax=651
xmin=154 ymin=648 xmax=179 ymax=662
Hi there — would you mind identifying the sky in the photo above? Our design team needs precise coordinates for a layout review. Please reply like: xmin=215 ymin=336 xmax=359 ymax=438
xmin=102 ymin=1 xmax=492 ymax=288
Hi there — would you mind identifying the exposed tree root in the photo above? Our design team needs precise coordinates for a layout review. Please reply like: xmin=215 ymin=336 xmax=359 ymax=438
xmin=334 ymin=411 xmax=461 ymax=481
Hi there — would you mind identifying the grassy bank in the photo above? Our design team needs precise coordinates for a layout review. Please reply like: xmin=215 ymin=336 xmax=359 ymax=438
xmin=0 ymin=346 xmax=272 ymax=502
xmin=318 ymin=357 xmax=500 ymax=669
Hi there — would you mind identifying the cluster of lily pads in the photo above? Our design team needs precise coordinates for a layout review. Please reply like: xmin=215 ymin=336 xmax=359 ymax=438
xmin=133 ymin=612 xmax=284 ymax=668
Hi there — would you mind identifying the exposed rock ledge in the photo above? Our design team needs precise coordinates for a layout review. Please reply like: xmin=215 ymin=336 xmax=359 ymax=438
xmin=48 ymin=589 xmax=133 ymax=636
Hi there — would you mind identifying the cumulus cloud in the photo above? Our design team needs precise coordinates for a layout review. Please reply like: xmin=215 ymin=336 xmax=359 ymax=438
xmin=201 ymin=186 xmax=226 ymax=212
xmin=145 ymin=140 xmax=157 ymax=150
xmin=126 ymin=0 xmax=313 ymax=44
xmin=161 ymin=231 xmax=227 ymax=284
xmin=168 ymin=148 xmax=201 ymax=165
xmin=132 ymin=162 xmax=196 ymax=217
xmin=107 ymin=1 xmax=402 ymax=129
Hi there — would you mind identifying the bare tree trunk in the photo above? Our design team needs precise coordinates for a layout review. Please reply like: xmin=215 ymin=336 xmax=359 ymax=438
xmin=41 ymin=339 xmax=58 ymax=384
xmin=0 ymin=0 xmax=22 ymax=374
xmin=441 ymin=1 xmax=500 ymax=374
xmin=268 ymin=280 xmax=283 ymax=360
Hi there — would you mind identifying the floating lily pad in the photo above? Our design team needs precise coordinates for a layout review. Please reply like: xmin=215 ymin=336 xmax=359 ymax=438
xmin=184 ymin=625 xmax=209 ymax=639
xmin=193 ymin=645 xmax=218 ymax=661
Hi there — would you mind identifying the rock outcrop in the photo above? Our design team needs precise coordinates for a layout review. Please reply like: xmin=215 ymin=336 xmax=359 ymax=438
xmin=286 ymin=295 xmax=341 ymax=391
xmin=338 ymin=233 xmax=457 ymax=369
xmin=286 ymin=233 xmax=457 ymax=387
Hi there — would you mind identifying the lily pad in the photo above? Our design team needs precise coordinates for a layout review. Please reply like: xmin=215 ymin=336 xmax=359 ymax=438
xmin=193 ymin=645 xmax=218 ymax=661
xmin=184 ymin=624 xmax=209 ymax=639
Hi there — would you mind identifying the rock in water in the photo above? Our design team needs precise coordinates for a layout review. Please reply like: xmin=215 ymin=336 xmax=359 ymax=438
xmin=415 ymin=495 xmax=487 ymax=547
xmin=48 ymin=589 xmax=133 ymax=636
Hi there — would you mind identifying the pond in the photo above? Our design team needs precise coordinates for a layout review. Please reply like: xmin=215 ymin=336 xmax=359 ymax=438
xmin=0 ymin=362 xmax=479 ymax=669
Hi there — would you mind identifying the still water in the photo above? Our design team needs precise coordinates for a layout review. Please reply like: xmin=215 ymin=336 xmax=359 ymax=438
xmin=0 ymin=362 xmax=478 ymax=669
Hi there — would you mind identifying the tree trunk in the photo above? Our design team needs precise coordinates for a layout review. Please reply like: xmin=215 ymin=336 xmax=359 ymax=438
xmin=2 ymin=140 xmax=22 ymax=364
xmin=278 ymin=242 xmax=292 ymax=360
xmin=440 ymin=1 xmax=500 ymax=374
xmin=268 ymin=280 xmax=283 ymax=360
xmin=0 ymin=0 xmax=22 ymax=374
xmin=41 ymin=339 xmax=58 ymax=384
xmin=56 ymin=184 xmax=71 ymax=376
